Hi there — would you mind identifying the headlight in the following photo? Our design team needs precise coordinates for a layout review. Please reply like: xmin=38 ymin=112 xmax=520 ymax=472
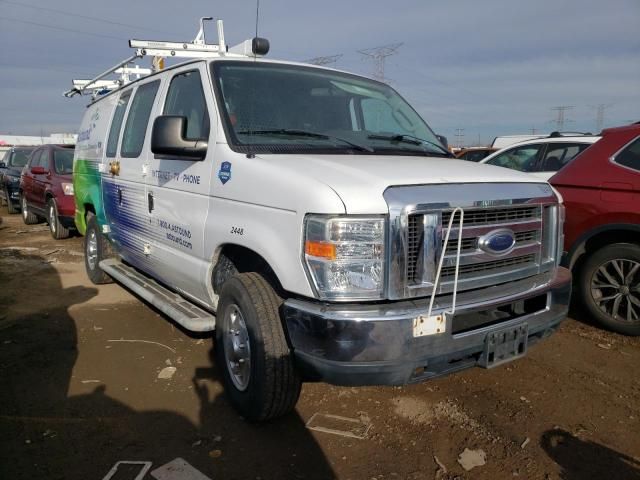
xmin=304 ymin=215 xmax=386 ymax=300
xmin=9 ymin=176 xmax=20 ymax=185
xmin=62 ymin=183 xmax=74 ymax=195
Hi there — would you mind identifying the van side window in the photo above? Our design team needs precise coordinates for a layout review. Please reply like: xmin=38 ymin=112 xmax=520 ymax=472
xmin=106 ymin=91 xmax=132 ymax=158
xmin=121 ymin=80 xmax=160 ymax=158
xmin=163 ymin=70 xmax=210 ymax=141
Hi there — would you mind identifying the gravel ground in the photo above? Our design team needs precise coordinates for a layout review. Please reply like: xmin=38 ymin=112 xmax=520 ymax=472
xmin=1 ymin=208 xmax=639 ymax=480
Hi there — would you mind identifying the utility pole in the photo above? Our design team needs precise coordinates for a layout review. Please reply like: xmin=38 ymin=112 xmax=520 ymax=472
xmin=589 ymin=103 xmax=613 ymax=132
xmin=530 ymin=127 xmax=538 ymax=135
xmin=358 ymin=43 xmax=403 ymax=82
xmin=550 ymin=106 xmax=574 ymax=131
xmin=454 ymin=128 xmax=465 ymax=148
xmin=304 ymin=54 xmax=343 ymax=66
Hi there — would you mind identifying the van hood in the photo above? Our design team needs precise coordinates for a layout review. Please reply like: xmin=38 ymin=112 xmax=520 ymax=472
xmin=259 ymin=154 xmax=547 ymax=214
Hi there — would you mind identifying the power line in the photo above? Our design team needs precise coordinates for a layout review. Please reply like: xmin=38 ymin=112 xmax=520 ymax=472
xmin=0 ymin=16 xmax=128 ymax=40
xmin=358 ymin=43 xmax=403 ymax=82
xmin=550 ymin=106 xmax=574 ymax=131
xmin=2 ymin=0 xmax=169 ymax=34
xmin=304 ymin=54 xmax=343 ymax=66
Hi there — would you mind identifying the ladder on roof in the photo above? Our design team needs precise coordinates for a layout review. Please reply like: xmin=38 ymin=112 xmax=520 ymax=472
xmin=63 ymin=17 xmax=269 ymax=99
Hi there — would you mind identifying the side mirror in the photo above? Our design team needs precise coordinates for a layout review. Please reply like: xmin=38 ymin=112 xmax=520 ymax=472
xmin=31 ymin=166 xmax=46 ymax=175
xmin=436 ymin=134 xmax=449 ymax=149
xmin=151 ymin=116 xmax=208 ymax=160
xmin=0 ymin=162 xmax=6 ymax=169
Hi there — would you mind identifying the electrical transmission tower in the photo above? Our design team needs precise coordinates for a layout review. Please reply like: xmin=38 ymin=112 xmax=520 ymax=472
xmin=358 ymin=43 xmax=403 ymax=82
xmin=454 ymin=128 xmax=465 ymax=148
xmin=304 ymin=54 xmax=343 ymax=66
xmin=589 ymin=103 xmax=613 ymax=132
xmin=550 ymin=106 xmax=574 ymax=131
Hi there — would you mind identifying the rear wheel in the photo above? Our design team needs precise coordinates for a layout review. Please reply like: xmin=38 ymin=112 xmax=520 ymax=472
xmin=578 ymin=243 xmax=640 ymax=336
xmin=216 ymin=272 xmax=301 ymax=421
xmin=84 ymin=212 xmax=113 ymax=284
xmin=47 ymin=199 xmax=70 ymax=239
xmin=21 ymin=195 xmax=39 ymax=225
xmin=5 ymin=188 xmax=18 ymax=214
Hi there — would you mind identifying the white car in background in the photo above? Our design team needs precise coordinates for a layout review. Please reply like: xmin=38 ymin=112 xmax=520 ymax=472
xmin=481 ymin=133 xmax=601 ymax=180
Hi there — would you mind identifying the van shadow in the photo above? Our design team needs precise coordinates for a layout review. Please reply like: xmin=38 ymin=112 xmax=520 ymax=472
xmin=541 ymin=428 xmax=640 ymax=480
xmin=0 ymin=251 xmax=335 ymax=480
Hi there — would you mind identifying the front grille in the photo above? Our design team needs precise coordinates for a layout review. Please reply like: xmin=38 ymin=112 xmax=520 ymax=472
xmin=441 ymin=205 xmax=539 ymax=227
xmin=440 ymin=254 xmax=535 ymax=279
xmin=407 ymin=205 xmax=545 ymax=288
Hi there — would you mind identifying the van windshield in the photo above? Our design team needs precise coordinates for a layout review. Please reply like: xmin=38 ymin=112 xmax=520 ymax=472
xmin=211 ymin=61 xmax=446 ymax=156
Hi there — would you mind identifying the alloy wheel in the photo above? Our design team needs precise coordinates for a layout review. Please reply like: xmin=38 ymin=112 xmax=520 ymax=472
xmin=86 ymin=229 xmax=98 ymax=270
xmin=591 ymin=258 xmax=640 ymax=323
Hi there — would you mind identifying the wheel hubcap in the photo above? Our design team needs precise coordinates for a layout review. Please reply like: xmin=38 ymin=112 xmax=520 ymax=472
xmin=21 ymin=197 xmax=27 ymax=219
xmin=86 ymin=230 xmax=98 ymax=270
xmin=591 ymin=258 xmax=640 ymax=323
xmin=223 ymin=304 xmax=251 ymax=391
xmin=49 ymin=205 xmax=56 ymax=232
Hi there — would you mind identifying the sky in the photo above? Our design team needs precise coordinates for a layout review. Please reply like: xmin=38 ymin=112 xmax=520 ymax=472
xmin=0 ymin=0 xmax=638 ymax=146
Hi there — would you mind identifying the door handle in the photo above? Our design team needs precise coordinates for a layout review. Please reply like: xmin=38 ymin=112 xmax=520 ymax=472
xmin=148 ymin=192 xmax=154 ymax=213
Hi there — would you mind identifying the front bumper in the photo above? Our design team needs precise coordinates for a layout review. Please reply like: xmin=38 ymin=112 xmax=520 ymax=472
xmin=283 ymin=267 xmax=571 ymax=386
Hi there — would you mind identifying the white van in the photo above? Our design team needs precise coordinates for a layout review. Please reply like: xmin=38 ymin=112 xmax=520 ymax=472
xmin=69 ymin=21 xmax=571 ymax=421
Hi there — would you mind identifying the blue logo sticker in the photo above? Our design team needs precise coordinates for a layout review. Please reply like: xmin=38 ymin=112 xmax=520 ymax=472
xmin=218 ymin=161 xmax=231 ymax=184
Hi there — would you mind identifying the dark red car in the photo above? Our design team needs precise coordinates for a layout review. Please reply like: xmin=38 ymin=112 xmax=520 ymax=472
xmin=550 ymin=124 xmax=640 ymax=335
xmin=20 ymin=144 xmax=76 ymax=239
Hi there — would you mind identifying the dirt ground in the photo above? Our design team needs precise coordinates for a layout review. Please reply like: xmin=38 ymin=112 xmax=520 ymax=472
xmin=1 ymin=208 xmax=639 ymax=480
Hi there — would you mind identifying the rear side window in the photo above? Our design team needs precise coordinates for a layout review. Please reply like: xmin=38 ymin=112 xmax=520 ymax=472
xmin=540 ymin=142 xmax=591 ymax=171
xmin=486 ymin=144 xmax=543 ymax=172
xmin=615 ymin=137 xmax=640 ymax=172
xmin=121 ymin=81 xmax=160 ymax=158
xmin=106 ymin=91 xmax=132 ymax=158
xmin=54 ymin=149 xmax=74 ymax=174
xmin=163 ymin=70 xmax=210 ymax=141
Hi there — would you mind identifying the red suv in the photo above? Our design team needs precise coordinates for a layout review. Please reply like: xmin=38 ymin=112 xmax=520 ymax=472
xmin=550 ymin=124 xmax=640 ymax=335
xmin=20 ymin=144 xmax=76 ymax=239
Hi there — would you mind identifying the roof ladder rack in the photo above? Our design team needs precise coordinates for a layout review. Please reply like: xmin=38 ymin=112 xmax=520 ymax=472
xmin=63 ymin=17 xmax=269 ymax=99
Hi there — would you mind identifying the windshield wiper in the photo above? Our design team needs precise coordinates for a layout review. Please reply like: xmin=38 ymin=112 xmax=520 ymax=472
xmin=236 ymin=129 xmax=374 ymax=152
xmin=367 ymin=134 xmax=453 ymax=157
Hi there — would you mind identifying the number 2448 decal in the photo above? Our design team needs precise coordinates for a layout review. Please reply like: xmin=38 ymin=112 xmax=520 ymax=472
xmin=230 ymin=226 xmax=244 ymax=235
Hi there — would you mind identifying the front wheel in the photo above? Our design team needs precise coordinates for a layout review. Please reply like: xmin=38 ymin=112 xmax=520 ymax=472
xmin=48 ymin=199 xmax=70 ymax=239
xmin=21 ymin=195 xmax=39 ymax=225
xmin=6 ymin=188 xmax=18 ymax=214
xmin=84 ymin=213 xmax=113 ymax=284
xmin=216 ymin=272 xmax=301 ymax=422
xmin=578 ymin=243 xmax=640 ymax=336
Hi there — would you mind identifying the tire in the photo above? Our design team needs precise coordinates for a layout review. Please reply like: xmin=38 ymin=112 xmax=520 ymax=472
xmin=216 ymin=272 xmax=301 ymax=422
xmin=84 ymin=212 xmax=114 ymax=284
xmin=47 ymin=199 xmax=70 ymax=239
xmin=578 ymin=243 xmax=640 ymax=336
xmin=6 ymin=188 xmax=18 ymax=214
xmin=21 ymin=194 xmax=39 ymax=225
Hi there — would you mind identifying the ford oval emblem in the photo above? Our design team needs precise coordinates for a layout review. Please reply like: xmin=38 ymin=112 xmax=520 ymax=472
xmin=478 ymin=229 xmax=516 ymax=256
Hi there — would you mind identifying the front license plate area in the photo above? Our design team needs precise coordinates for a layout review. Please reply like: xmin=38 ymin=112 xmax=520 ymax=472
xmin=480 ymin=323 xmax=528 ymax=368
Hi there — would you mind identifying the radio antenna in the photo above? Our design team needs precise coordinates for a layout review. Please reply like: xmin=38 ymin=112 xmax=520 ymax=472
xmin=246 ymin=0 xmax=261 ymax=159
